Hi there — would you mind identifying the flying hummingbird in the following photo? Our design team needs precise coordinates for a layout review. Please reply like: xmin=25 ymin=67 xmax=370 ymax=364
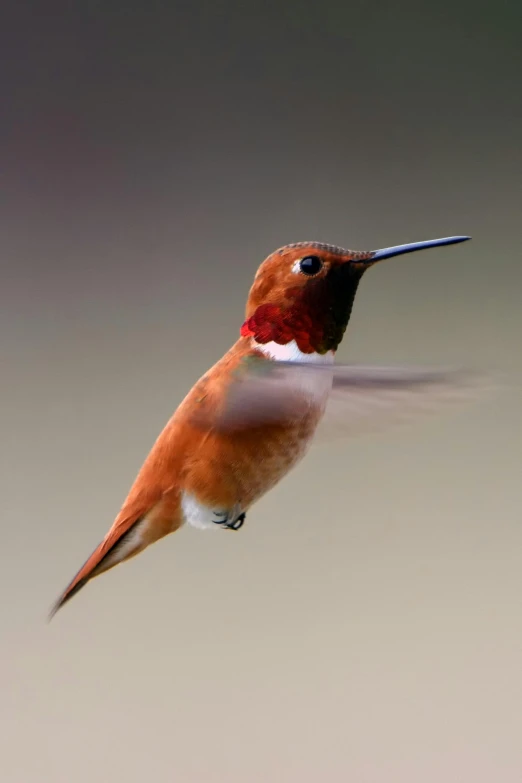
xmin=51 ymin=235 xmax=484 ymax=617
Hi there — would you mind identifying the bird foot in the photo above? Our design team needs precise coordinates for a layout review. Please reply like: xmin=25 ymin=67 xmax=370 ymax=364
xmin=224 ymin=512 xmax=246 ymax=531
xmin=212 ymin=510 xmax=246 ymax=531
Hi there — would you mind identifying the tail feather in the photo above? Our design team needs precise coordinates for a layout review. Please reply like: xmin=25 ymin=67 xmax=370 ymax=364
xmin=49 ymin=516 xmax=145 ymax=620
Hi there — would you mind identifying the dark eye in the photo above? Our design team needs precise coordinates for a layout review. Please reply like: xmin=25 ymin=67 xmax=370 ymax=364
xmin=299 ymin=255 xmax=323 ymax=276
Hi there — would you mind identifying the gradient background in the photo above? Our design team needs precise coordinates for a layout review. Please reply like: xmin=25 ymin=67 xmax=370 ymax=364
xmin=2 ymin=1 xmax=522 ymax=781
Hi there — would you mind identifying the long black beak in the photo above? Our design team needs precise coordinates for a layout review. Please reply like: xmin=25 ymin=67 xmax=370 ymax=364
xmin=370 ymin=235 xmax=470 ymax=262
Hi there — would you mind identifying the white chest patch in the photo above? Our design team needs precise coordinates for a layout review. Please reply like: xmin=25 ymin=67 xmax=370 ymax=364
xmin=253 ymin=339 xmax=335 ymax=365
xmin=253 ymin=339 xmax=335 ymax=405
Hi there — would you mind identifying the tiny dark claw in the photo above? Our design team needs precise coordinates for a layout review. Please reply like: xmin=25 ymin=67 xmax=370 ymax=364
xmin=225 ymin=513 xmax=246 ymax=531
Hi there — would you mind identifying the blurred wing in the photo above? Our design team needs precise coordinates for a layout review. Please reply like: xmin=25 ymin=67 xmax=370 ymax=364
xmin=209 ymin=358 xmax=496 ymax=441
xmin=315 ymin=364 xmax=495 ymax=443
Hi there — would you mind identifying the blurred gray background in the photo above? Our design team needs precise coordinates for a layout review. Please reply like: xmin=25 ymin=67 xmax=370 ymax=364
xmin=1 ymin=1 xmax=521 ymax=781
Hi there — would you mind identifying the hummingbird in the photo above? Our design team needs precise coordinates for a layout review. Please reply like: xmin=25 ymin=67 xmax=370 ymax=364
xmin=51 ymin=234 xmax=483 ymax=618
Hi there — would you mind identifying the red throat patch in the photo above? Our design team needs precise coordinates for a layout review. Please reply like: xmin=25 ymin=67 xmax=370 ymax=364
xmin=240 ymin=303 xmax=319 ymax=354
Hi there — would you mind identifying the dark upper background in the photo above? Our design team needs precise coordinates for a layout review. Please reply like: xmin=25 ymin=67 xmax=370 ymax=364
xmin=1 ymin=2 xmax=521 ymax=781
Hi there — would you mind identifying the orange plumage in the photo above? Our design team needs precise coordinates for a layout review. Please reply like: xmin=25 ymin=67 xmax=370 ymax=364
xmin=51 ymin=235 xmax=476 ymax=617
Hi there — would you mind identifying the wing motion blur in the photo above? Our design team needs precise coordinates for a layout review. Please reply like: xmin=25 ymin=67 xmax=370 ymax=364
xmin=203 ymin=358 xmax=495 ymax=441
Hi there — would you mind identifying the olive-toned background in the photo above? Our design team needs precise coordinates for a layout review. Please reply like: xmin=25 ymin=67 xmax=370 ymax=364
xmin=2 ymin=1 xmax=521 ymax=781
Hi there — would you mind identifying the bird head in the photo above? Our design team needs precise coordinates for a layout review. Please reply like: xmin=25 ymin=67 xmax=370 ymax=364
xmin=241 ymin=236 xmax=470 ymax=355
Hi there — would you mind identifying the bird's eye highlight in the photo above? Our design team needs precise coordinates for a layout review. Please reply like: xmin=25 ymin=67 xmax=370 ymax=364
xmin=298 ymin=256 xmax=323 ymax=276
